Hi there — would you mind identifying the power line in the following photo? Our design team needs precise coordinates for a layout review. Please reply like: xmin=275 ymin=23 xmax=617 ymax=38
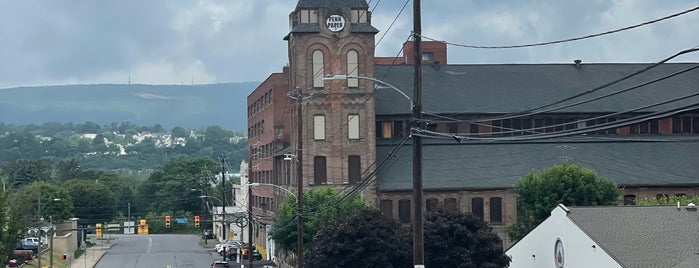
xmin=419 ymin=6 xmax=699 ymax=49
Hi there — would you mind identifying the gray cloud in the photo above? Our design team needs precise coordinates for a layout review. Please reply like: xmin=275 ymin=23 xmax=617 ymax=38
xmin=1 ymin=0 xmax=697 ymax=89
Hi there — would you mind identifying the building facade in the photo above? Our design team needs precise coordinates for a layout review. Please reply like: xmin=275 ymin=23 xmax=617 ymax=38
xmin=245 ymin=0 xmax=699 ymax=263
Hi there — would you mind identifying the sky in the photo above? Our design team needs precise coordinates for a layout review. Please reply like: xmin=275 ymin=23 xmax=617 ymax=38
xmin=1 ymin=0 xmax=698 ymax=89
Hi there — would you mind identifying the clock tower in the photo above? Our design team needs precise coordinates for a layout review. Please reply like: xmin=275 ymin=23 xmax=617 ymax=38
xmin=284 ymin=0 xmax=379 ymax=203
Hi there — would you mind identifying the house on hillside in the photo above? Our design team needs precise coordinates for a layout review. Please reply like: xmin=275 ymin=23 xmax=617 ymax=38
xmin=244 ymin=0 xmax=699 ymax=261
xmin=506 ymin=204 xmax=699 ymax=268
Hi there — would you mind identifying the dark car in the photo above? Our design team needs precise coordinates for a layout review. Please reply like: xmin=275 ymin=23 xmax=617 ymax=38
xmin=203 ymin=230 xmax=213 ymax=239
xmin=211 ymin=261 xmax=230 ymax=268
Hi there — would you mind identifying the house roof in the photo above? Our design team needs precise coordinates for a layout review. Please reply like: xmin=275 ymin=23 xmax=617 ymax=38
xmin=567 ymin=205 xmax=699 ymax=268
xmin=373 ymin=63 xmax=699 ymax=115
xmin=376 ymin=137 xmax=699 ymax=191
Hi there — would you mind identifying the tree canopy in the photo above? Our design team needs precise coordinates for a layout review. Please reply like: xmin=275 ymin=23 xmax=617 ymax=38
xmin=508 ymin=162 xmax=621 ymax=240
xmin=424 ymin=208 xmax=510 ymax=268
xmin=306 ymin=208 xmax=411 ymax=268
xmin=270 ymin=186 xmax=368 ymax=255
xmin=63 ymin=179 xmax=117 ymax=225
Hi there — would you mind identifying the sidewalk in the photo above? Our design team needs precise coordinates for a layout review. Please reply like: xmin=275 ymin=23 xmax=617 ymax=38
xmin=70 ymin=243 xmax=111 ymax=268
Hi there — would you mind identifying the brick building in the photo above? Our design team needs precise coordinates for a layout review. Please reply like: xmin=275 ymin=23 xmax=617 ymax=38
xmin=246 ymin=0 xmax=699 ymax=260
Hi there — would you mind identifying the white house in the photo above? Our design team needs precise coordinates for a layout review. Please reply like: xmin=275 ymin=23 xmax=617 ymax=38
xmin=506 ymin=204 xmax=698 ymax=268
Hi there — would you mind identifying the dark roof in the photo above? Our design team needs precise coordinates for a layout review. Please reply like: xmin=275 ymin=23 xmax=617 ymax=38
xmin=567 ymin=205 xmax=699 ymax=268
xmin=350 ymin=24 xmax=379 ymax=34
xmin=375 ymin=138 xmax=699 ymax=191
xmin=373 ymin=63 xmax=699 ymax=115
xmin=297 ymin=0 xmax=369 ymax=8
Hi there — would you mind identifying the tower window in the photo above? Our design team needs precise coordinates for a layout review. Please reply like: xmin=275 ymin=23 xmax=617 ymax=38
xmin=312 ymin=50 xmax=324 ymax=88
xmin=421 ymin=52 xmax=434 ymax=61
xmin=299 ymin=10 xmax=318 ymax=24
xmin=350 ymin=9 xmax=368 ymax=23
xmin=348 ymin=114 xmax=359 ymax=139
xmin=313 ymin=156 xmax=327 ymax=184
xmin=314 ymin=115 xmax=326 ymax=140
xmin=347 ymin=50 xmax=359 ymax=87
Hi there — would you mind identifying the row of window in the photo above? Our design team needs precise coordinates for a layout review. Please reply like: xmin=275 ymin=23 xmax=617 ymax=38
xmin=375 ymin=114 xmax=699 ymax=138
xmin=311 ymin=155 xmax=362 ymax=184
xmin=311 ymin=50 xmax=359 ymax=88
xmin=248 ymin=120 xmax=265 ymax=138
xmin=297 ymin=9 xmax=368 ymax=25
xmin=248 ymin=89 xmax=273 ymax=118
xmin=381 ymin=197 xmax=503 ymax=225
xmin=250 ymin=142 xmax=274 ymax=160
xmin=313 ymin=114 xmax=360 ymax=140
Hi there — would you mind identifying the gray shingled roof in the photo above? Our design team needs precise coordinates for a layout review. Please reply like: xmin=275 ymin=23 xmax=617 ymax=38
xmin=350 ymin=24 xmax=379 ymax=34
xmin=567 ymin=206 xmax=699 ymax=268
xmin=297 ymin=0 xmax=369 ymax=8
xmin=376 ymin=138 xmax=699 ymax=191
xmin=373 ymin=63 xmax=699 ymax=115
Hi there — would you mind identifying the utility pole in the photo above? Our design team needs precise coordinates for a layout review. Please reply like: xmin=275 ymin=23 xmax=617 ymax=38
xmin=221 ymin=156 xmax=227 ymax=241
xmin=248 ymin=184 xmax=254 ymax=268
xmin=296 ymin=88 xmax=304 ymax=268
xmin=412 ymin=0 xmax=425 ymax=267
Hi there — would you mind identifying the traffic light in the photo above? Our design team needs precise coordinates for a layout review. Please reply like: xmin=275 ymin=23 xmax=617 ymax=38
xmin=95 ymin=223 xmax=103 ymax=238
xmin=61 ymin=254 xmax=66 ymax=260
xmin=194 ymin=215 xmax=200 ymax=228
xmin=165 ymin=215 xmax=171 ymax=228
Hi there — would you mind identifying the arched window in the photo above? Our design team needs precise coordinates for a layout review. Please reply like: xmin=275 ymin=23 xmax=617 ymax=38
xmin=347 ymin=50 xmax=358 ymax=87
xmin=471 ymin=197 xmax=484 ymax=219
xmin=312 ymin=50 xmax=324 ymax=88
xmin=489 ymin=197 xmax=502 ymax=224
xmin=426 ymin=198 xmax=438 ymax=211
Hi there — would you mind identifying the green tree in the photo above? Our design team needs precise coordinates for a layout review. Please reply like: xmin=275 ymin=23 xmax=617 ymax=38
xmin=270 ymin=187 xmax=368 ymax=255
xmin=63 ymin=179 xmax=117 ymax=225
xmin=425 ymin=208 xmax=510 ymax=268
xmin=0 ymin=190 xmax=24 ymax=265
xmin=0 ymin=158 xmax=53 ymax=189
xmin=306 ymin=208 xmax=411 ymax=268
xmin=10 ymin=181 xmax=73 ymax=231
xmin=508 ymin=163 xmax=621 ymax=240
xmin=56 ymin=158 xmax=81 ymax=183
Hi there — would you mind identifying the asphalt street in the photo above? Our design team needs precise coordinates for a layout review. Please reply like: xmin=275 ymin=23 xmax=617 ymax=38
xmin=94 ymin=234 xmax=214 ymax=268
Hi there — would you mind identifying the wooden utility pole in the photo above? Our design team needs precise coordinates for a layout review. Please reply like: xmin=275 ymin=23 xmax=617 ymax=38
xmin=220 ymin=156 xmax=227 ymax=242
xmin=296 ymin=88 xmax=305 ymax=268
xmin=412 ymin=0 xmax=425 ymax=267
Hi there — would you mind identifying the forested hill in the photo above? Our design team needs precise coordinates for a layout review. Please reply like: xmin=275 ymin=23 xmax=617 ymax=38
xmin=0 ymin=82 xmax=258 ymax=130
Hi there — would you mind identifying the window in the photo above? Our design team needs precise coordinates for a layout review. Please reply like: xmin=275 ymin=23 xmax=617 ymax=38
xmin=312 ymin=50 xmax=324 ymax=88
xmin=347 ymin=50 xmax=358 ymax=87
xmin=380 ymin=199 xmax=393 ymax=218
xmin=313 ymin=156 xmax=327 ymax=184
xmin=489 ymin=197 xmax=502 ymax=224
xmin=314 ymin=115 xmax=325 ymax=140
xmin=350 ymin=9 xmax=367 ymax=23
xmin=299 ymin=9 xmax=318 ymax=23
xmin=426 ymin=198 xmax=438 ymax=211
xmin=447 ymin=123 xmax=458 ymax=133
xmin=421 ymin=52 xmax=433 ymax=61
xmin=445 ymin=198 xmax=458 ymax=211
xmin=348 ymin=114 xmax=359 ymax=139
xmin=398 ymin=199 xmax=411 ymax=224
xmin=471 ymin=197 xmax=484 ymax=219
xmin=381 ymin=121 xmax=393 ymax=138
xmin=393 ymin=121 xmax=405 ymax=137
xmin=348 ymin=155 xmax=361 ymax=184
xmin=623 ymin=194 xmax=636 ymax=205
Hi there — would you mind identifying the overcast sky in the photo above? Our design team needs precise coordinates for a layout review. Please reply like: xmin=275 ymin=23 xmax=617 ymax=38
xmin=1 ymin=0 xmax=697 ymax=89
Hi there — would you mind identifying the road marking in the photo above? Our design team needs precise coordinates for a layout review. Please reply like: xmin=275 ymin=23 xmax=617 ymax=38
xmin=147 ymin=236 xmax=152 ymax=254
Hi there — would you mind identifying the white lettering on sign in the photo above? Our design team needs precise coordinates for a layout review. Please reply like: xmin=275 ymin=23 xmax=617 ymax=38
xmin=326 ymin=15 xmax=345 ymax=32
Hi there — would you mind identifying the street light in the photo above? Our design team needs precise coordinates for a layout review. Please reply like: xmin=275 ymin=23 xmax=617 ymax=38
xmin=248 ymin=183 xmax=298 ymax=203
xmin=324 ymin=74 xmax=413 ymax=111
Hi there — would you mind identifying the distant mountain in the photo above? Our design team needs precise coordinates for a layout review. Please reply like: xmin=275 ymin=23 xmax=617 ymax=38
xmin=0 ymin=83 xmax=259 ymax=130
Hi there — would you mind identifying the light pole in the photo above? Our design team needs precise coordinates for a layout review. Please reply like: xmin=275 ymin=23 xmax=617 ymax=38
xmin=248 ymin=182 xmax=298 ymax=266
xmin=324 ymin=74 xmax=413 ymax=112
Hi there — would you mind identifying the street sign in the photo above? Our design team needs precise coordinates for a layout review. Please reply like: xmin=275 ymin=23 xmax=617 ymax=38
xmin=176 ymin=218 xmax=188 ymax=224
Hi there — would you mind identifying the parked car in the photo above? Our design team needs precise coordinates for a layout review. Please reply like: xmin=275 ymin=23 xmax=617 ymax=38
xmin=11 ymin=249 xmax=33 ymax=262
xmin=210 ymin=261 xmax=230 ymax=268
xmin=17 ymin=240 xmax=38 ymax=254
xmin=22 ymin=237 xmax=39 ymax=245
xmin=215 ymin=241 xmax=241 ymax=256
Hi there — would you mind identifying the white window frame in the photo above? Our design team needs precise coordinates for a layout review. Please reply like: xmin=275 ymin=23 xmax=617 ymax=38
xmin=314 ymin=115 xmax=326 ymax=140
xmin=348 ymin=114 xmax=359 ymax=140
xmin=347 ymin=50 xmax=358 ymax=87
xmin=312 ymin=50 xmax=324 ymax=88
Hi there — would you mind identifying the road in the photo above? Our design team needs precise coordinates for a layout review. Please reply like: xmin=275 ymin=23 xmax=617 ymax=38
xmin=95 ymin=234 xmax=216 ymax=268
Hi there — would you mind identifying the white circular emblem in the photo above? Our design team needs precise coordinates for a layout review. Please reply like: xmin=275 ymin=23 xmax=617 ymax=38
xmin=325 ymin=15 xmax=345 ymax=32
xmin=554 ymin=238 xmax=565 ymax=268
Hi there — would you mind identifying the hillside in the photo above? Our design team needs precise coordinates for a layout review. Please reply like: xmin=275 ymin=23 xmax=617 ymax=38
xmin=0 ymin=82 xmax=258 ymax=130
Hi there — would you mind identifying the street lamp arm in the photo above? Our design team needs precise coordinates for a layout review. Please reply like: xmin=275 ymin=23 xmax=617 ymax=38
xmin=324 ymin=74 xmax=413 ymax=111
xmin=248 ymin=183 xmax=298 ymax=203
xmin=199 ymin=195 xmax=224 ymax=206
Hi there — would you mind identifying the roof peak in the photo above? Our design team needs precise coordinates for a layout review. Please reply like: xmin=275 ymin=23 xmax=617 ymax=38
xmin=296 ymin=0 xmax=369 ymax=8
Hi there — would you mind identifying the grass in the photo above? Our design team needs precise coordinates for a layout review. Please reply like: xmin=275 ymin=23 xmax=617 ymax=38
xmin=21 ymin=248 xmax=70 ymax=268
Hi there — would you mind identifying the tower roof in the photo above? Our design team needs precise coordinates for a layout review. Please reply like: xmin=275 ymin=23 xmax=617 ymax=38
xmin=296 ymin=0 xmax=369 ymax=8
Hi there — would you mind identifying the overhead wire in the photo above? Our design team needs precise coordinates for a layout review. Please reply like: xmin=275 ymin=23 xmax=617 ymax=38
xmin=418 ymin=6 xmax=699 ymax=49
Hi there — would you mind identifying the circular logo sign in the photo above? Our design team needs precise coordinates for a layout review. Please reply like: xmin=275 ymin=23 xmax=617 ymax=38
xmin=325 ymin=15 xmax=345 ymax=32
xmin=554 ymin=238 xmax=565 ymax=268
